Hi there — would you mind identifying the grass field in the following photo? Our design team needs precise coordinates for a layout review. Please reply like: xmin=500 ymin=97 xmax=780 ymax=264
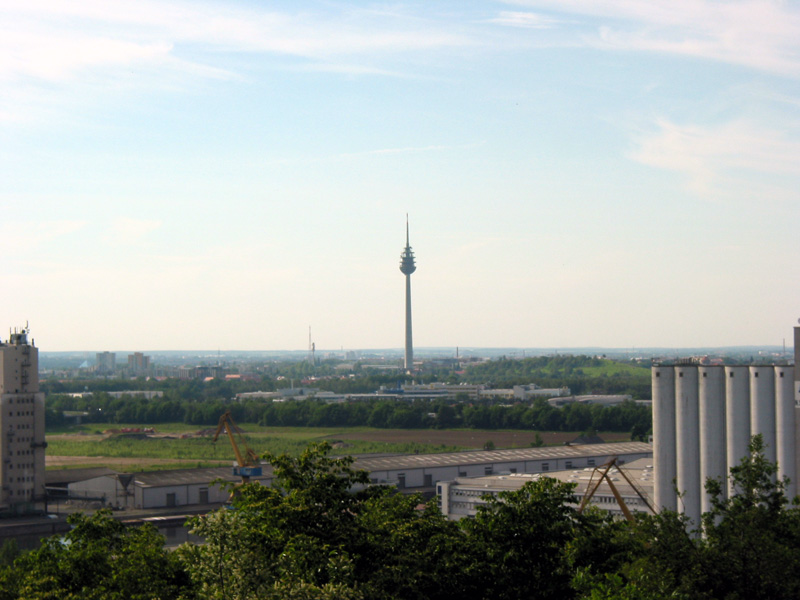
xmin=45 ymin=424 xmax=632 ymax=471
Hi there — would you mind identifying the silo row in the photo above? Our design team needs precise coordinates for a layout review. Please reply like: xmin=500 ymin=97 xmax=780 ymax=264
xmin=652 ymin=365 xmax=796 ymax=526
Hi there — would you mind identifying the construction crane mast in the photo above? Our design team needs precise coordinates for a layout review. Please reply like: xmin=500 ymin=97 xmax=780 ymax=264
xmin=213 ymin=411 xmax=262 ymax=483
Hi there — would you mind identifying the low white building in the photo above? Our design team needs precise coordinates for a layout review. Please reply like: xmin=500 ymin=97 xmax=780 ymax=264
xmin=438 ymin=457 xmax=654 ymax=520
xmin=547 ymin=394 xmax=633 ymax=407
xmin=68 ymin=467 xmax=274 ymax=509
xmin=65 ymin=442 xmax=652 ymax=510
xmin=358 ymin=442 xmax=651 ymax=490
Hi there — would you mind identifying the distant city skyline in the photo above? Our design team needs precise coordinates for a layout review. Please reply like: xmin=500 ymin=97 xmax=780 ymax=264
xmin=3 ymin=1 xmax=800 ymax=351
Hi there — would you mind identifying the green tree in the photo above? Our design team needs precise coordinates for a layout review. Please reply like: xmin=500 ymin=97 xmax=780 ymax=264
xmin=698 ymin=434 xmax=800 ymax=600
xmin=576 ymin=435 xmax=800 ymax=600
xmin=181 ymin=442 xmax=465 ymax=600
xmin=460 ymin=477 xmax=584 ymax=600
xmin=1 ymin=510 xmax=188 ymax=600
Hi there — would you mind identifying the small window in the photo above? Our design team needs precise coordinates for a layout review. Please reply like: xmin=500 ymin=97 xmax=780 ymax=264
xmin=755 ymin=372 xmax=759 ymax=378
xmin=509 ymin=468 xmax=517 ymax=474
xmin=588 ymin=459 xmax=595 ymax=467
xmin=566 ymin=461 xmax=573 ymax=468
xmin=542 ymin=463 xmax=550 ymax=472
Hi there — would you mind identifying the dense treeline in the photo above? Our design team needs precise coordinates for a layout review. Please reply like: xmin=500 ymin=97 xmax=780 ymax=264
xmin=46 ymin=393 xmax=651 ymax=437
xmin=2 ymin=437 xmax=799 ymax=599
xmin=43 ymin=355 xmax=653 ymax=434
xmin=40 ymin=371 xmax=420 ymax=399
xmin=42 ymin=355 xmax=651 ymax=400
xmin=462 ymin=355 xmax=651 ymax=398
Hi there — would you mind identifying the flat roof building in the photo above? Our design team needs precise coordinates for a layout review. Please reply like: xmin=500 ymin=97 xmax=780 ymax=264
xmin=64 ymin=442 xmax=652 ymax=511
xmin=0 ymin=326 xmax=46 ymax=514
xmin=438 ymin=457 xmax=654 ymax=520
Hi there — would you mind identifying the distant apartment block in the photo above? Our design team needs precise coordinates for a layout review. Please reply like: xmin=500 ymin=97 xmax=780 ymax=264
xmin=376 ymin=383 xmax=571 ymax=401
xmin=95 ymin=351 xmax=116 ymax=374
xmin=0 ymin=327 xmax=46 ymax=514
xmin=176 ymin=365 xmax=228 ymax=380
xmin=127 ymin=352 xmax=151 ymax=375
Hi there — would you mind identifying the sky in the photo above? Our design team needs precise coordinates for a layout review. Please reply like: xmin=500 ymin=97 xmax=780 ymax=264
xmin=2 ymin=0 xmax=800 ymax=352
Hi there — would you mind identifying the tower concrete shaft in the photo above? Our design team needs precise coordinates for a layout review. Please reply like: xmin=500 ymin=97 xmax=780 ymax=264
xmin=399 ymin=217 xmax=416 ymax=370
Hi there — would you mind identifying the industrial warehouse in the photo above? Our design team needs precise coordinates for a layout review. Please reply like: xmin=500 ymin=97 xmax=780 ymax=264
xmin=62 ymin=441 xmax=653 ymax=510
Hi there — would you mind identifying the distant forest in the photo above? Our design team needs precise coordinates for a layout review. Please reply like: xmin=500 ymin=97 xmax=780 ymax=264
xmin=42 ymin=355 xmax=652 ymax=436
xmin=460 ymin=355 xmax=651 ymax=397
xmin=44 ymin=395 xmax=650 ymax=438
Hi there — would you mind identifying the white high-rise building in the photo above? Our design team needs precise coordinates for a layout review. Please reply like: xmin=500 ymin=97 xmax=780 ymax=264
xmin=0 ymin=326 xmax=46 ymax=513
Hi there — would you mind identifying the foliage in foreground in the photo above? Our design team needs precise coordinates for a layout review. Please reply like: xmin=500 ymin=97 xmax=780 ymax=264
xmin=0 ymin=510 xmax=188 ymax=600
xmin=3 ymin=436 xmax=800 ymax=599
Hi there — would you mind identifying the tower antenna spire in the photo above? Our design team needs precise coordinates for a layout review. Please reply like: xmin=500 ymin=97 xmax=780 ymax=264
xmin=399 ymin=216 xmax=417 ymax=371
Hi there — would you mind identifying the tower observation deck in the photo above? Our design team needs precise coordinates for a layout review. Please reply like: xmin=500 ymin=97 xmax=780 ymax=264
xmin=399 ymin=217 xmax=416 ymax=371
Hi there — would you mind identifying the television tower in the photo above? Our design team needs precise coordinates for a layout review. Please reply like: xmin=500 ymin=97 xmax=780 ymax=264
xmin=399 ymin=215 xmax=417 ymax=371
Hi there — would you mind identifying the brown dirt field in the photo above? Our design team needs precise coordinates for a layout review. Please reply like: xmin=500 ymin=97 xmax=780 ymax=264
xmin=45 ymin=429 xmax=632 ymax=469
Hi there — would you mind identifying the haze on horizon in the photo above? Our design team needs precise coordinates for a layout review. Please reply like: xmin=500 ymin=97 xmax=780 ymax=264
xmin=2 ymin=1 xmax=799 ymax=353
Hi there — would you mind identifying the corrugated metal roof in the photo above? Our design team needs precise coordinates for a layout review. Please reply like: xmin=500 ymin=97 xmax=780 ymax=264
xmin=135 ymin=467 xmax=273 ymax=488
xmin=114 ymin=442 xmax=652 ymax=488
xmin=448 ymin=457 xmax=655 ymax=501
xmin=46 ymin=467 xmax=119 ymax=485
xmin=353 ymin=442 xmax=652 ymax=471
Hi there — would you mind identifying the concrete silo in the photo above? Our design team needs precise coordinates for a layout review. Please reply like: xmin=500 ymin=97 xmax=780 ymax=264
xmin=652 ymin=366 xmax=677 ymax=512
xmin=699 ymin=366 xmax=726 ymax=514
xmin=653 ymin=360 xmax=796 ymax=527
xmin=775 ymin=366 xmax=796 ymax=500
xmin=675 ymin=366 xmax=701 ymax=526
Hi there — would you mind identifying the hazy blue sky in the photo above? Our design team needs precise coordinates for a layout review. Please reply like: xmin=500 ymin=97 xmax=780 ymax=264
xmin=2 ymin=0 xmax=799 ymax=351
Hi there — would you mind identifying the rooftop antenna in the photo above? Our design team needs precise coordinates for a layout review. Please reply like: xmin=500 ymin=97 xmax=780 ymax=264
xmin=308 ymin=327 xmax=316 ymax=368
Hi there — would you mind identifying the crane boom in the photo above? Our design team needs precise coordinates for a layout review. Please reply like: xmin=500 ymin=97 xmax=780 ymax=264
xmin=213 ymin=411 xmax=262 ymax=482
xmin=577 ymin=457 xmax=654 ymax=523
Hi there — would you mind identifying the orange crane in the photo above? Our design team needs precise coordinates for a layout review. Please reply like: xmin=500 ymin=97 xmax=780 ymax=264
xmin=577 ymin=457 xmax=655 ymax=523
xmin=213 ymin=411 xmax=262 ymax=483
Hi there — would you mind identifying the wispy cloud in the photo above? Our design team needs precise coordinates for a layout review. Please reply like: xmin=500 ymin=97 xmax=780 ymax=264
xmin=0 ymin=0 xmax=475 ymax=123
xmin=631 ymin=118 xmax=800 ymax=196
xmin=502 ymin=0 xmax=800 ymax=77
xmin=1 ymin=0 xmax=470 ymax=84
xmin=489 ymin=11 xmax=561 ymax=29
xmin=104 ymin=218 xmax=162 ymax=245
xmin=0 ymin=30 xmax=173 ymax=83
xmin=335 ymin=141 xmax=486 ymax=160
xmin=0 ymin=220 xmax=85 ymax=252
